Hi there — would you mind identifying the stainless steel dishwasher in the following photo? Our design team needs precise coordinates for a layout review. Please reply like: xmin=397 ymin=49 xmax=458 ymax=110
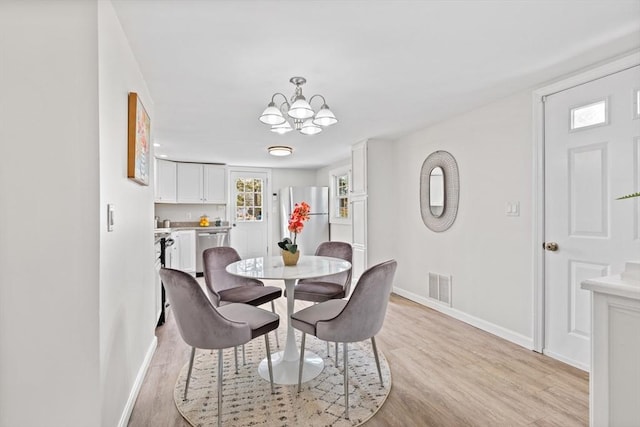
xmin=195 ymin=230 xmax=230 ymax=276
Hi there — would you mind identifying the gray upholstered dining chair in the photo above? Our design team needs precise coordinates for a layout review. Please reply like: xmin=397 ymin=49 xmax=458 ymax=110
xmin=285 ymin=241 xmax=352 ymax=362
xmin=203 ymin=246 xmax=282 ymax=354
xmin=289 ymin=241 xmax=353 ymax=302
xmin=291 ymin=259 xmax=397 ymax=420
xmin=159 ymin=268 xmax=279 ymax=427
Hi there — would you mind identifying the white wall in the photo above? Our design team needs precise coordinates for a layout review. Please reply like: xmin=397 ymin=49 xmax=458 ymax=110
xmin=387 ymin=90 xmax=534 ymax=342
xmin=98 ymin=2 xmax=157 ymax=426
xmin=366 ymin=140 xmax=396 ymax=267
xmin=0 ymin=2 xmax=101 ymax=426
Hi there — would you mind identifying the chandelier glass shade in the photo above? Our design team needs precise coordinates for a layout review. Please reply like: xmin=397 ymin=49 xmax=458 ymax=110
xmin=259 ymin=77 xmax=338 ymax=135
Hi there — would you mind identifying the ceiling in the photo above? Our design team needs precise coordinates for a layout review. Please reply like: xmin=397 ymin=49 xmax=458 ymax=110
xmin=111 ymin=0 xmax=640 ymax=169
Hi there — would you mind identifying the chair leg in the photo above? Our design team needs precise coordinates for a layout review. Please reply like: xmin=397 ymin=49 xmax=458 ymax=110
xmin=270 ymin=301 xmax=280 ymax=348
xmin=335 ymin=342 xmax=339 ymax=368
xmin=217 ymin=348 xmax=223 ymax=427
xmin=264 ymin=334 xmax=275 ymax=394
xmin=297 ymin=332 xmax=306 ymax=393
xmin=326 ymin=341 xmax=330 ymax=356
xmin=343 ymin=342 xmax=349 ymax=419
xmin=234 ymin=346 xmax=239 ymax=374
xmin=183 ymin=347 xmax=196 ymax=401
xmin=242 ymin=344 xmax=246 ymax=365
xmin=371 ymin=336 xmax=384 ymax=386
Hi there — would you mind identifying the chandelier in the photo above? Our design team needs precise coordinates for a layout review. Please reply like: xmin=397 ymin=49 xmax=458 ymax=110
xmin=259 ymin=77 xmax=338 ymax=135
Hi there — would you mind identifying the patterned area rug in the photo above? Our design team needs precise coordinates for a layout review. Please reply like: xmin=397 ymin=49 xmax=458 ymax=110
xmin=173 ymin=331 xmax=391 ymax=427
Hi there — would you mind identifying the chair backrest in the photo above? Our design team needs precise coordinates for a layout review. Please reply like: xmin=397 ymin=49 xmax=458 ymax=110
xmin=202 ymin=246 xmax=263 ymax=305
xmin=159 ymin=268 xmax=251 ymax=349
xmin=316 ymin=259 xmax=397 ymax=343
xmin=299 ymin=241 xmax=353 ymax=293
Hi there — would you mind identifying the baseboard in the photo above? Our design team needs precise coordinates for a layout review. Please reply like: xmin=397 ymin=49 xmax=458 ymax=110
xmin=118 ymin=336 xmax=158 ymax=427
xmin=393 ymin=287 xmax=534 ymax=350
xmin=542 ymin=349 xmax=589 ymax=372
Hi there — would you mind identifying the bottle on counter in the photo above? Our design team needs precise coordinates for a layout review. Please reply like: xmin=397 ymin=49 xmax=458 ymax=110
xmin=214 ymin=217 xmax=221 ymax=227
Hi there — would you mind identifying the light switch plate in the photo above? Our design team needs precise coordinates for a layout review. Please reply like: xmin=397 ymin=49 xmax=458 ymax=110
xmin=107 ymin=204 xmax=115 ymax=231
xmin=505 ymin=201 xmax=520 ymax=216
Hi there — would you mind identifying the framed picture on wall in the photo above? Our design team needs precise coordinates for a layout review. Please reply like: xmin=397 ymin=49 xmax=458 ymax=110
xmin=127 ymin=92 xmax=150 ymax=186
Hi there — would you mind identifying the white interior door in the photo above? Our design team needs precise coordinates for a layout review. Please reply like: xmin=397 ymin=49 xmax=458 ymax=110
xmin=544 ymin=65 xmax=640 ymax=370
xmin=229 ymin=170 xmax=270 ymax=259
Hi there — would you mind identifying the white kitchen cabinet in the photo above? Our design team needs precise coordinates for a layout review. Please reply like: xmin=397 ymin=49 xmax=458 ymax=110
xmin=351 ymin=196 xmax=367 ymax=281
xmin=203 ymin=164 xmax=227 ymax=203
xmin=176 ymin=162 xmax=227 ymax=204
xmin=154 ymin=158 xmax=177 ymax=202
xmin=349 ymin=139 xmax=394 ymax=282
xmin=581 ymin=268 xmax=640 ymax=427
xmin=177 ymin=163 xmax=204 ymax=203
xmin=351 ymin=140 xmax=367 ymax=197
xmin=172 ymin=230 xmax=196 ymax=276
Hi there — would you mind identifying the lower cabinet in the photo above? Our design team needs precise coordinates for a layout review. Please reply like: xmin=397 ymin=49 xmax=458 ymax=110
xmin=170 ymin=230 xmax=196 ymax=276
xmin=351 ymin=196 xmax=367 ymax=282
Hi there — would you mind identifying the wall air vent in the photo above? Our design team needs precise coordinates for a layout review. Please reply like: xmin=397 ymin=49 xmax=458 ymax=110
xmin=428 ymin=272 xmax=452 ymax=306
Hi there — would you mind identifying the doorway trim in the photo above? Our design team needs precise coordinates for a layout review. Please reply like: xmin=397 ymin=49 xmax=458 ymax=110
xmin=531 ymin=51 xmax=640 ymax=353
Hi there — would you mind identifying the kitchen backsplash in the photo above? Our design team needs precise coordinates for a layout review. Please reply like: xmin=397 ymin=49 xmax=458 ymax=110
xmin=155 ymin=203 xmax=227 ymax=223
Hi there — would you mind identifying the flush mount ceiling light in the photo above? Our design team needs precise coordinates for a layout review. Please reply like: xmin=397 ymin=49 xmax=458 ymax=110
xmin=268 ymin=145 xmax=293 ymax=157
xmin=259 ymin=77 xmax=338 ymax=135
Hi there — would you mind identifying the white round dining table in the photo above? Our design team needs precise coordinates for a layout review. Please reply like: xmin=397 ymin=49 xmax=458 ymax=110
xmin=226 ymin=255 xmax=351 ymax=385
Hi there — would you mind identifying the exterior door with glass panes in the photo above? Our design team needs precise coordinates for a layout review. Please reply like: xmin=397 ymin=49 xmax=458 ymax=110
xmin=229 ymin=170 xmax=269 ymax=258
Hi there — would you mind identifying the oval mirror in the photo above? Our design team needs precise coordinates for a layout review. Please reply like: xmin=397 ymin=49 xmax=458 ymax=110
xmin=420 ymin=151 xmax=459 ymax=232
xmin=429 ymin=167 xmax=445 ymax=217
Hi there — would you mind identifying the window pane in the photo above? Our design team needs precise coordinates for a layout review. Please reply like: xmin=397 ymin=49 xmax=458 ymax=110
xmin=571 ymin=100 xmax=607 ymax=130
xmin=235 ymin=177 xmax=264 ymax=222
xmin=339 ymin=198 xmax=349 ymax=218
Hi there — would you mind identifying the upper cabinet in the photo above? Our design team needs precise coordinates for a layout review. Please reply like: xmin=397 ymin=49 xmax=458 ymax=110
xmin=154 ymin=159 xmax=177 ymax=203
xmin=177 ymin=162 xmax=203 ymax=203
xmin=203 ymin=164 xmax=227 ymax=204
xmin=351 ymin=140 xmax=367 ymax=197
xmin=155 ymin=159 xmax=227 ymax=204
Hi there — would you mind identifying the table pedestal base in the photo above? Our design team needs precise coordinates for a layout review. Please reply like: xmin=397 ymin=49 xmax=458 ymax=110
xmin=258 ymin=350 xmax=324 ymax=385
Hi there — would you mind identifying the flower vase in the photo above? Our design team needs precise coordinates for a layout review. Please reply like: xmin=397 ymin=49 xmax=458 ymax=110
xmin=282 ymin=250 xmax=300 ymax=266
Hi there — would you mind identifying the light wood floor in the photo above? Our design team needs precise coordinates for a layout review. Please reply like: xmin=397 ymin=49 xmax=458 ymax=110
xmin=128 ymin=281 xmax=588 ymax=426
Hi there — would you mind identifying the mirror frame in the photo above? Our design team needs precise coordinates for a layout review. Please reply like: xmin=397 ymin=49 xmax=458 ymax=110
xmin=420 ymin=150 xmax=459 ymax=232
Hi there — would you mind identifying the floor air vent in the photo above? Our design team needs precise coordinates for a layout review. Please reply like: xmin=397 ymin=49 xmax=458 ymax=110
xmin=428 ymin=273 xmax=452 ymax=306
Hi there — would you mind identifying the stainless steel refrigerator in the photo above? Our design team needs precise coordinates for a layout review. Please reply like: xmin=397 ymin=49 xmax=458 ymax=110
xmin=280 ymin=186 xmax=329 ymax=255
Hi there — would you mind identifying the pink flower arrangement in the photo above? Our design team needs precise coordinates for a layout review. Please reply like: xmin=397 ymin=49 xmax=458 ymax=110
xmin=278 ymin=202 xmax=310 ymax=254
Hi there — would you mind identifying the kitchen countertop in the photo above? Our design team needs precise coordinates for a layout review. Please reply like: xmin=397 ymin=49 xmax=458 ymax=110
xmin=154 ymin=225 xmax=232 ymax=234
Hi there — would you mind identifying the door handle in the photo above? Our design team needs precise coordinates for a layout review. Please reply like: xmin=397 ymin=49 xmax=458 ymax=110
xmin=543 ymin=242 xmax=559 ymax=251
